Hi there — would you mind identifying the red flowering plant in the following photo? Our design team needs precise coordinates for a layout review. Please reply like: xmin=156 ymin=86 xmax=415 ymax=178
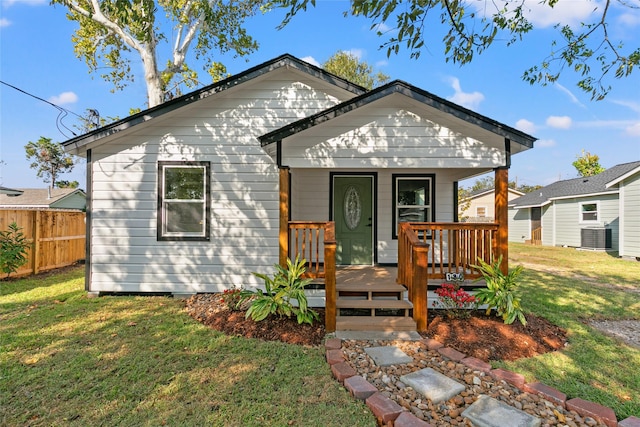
xmin=219 ymin=286 xmax=244 ymax=311
xmin=432 ymin=283 xmax=477 ymax=318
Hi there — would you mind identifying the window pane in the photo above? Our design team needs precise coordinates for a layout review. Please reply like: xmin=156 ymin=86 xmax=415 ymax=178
xmin=398 ymin=207 xmax=427 ymax=223
xmin=581 ymin=203 xmax=597 ymax=221
xmin=398 ymin=180 xmax=430 ymax=206
xmin=166 ymin=202 xmax=204 ymax=233
xmin=165 ymin=167 xmax=204 ymax=200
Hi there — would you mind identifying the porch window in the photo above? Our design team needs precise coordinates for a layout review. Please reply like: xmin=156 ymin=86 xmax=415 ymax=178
xmin=392 ymin=174 xmax=435 ymax=239
xmin=579 ymin=202 xmax=598 ymax=222
xmin=157 ymin=161 xmax=210 ymax=241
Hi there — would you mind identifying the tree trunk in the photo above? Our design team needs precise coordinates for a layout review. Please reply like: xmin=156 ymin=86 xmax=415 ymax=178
xmin=140 ymin=45 xmax=163 ymax=108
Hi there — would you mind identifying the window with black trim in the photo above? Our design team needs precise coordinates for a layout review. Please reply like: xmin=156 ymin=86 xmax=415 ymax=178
xmin=158 ymin=161 xmax=210 ymax=241
xmin=392 ymin=174 xmax=435 ymax=238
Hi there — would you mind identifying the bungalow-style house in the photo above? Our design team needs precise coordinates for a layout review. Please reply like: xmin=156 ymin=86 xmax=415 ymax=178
xmin=0 ymin=188 xmax=86 ymax=210
xmin=62 ymin=54 xmax=536 ymax=332
xmin=509 ymin=161 xmax=640 ymax=256
xmin=460 ymin=187 xmax=524 ymax=222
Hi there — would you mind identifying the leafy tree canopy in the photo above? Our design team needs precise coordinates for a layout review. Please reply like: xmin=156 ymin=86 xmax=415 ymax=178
xmin=322 ymin=50 xmax=390 ymax=89
xmin=56 ymin=180 xmax=80 ymax=189
xmin=53 ymin=0 xmax=266 ymax=108
xmin=572 ymin=150 xmax=605 ymax=177
xmin=463 ymin=176 xmax=541 ymax=194
xmin=25 ymin=137 xmax=76 ymax=190
xmin=276 ymin=0 xmax=639 ymax=100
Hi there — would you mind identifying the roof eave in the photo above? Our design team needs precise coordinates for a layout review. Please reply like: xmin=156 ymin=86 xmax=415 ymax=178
xmin=62 ymin=54 xmax=368 ymax=154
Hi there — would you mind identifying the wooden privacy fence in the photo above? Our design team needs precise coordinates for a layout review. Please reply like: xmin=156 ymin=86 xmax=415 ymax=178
xmin=0 ymin=209 xmax=86 ymax=277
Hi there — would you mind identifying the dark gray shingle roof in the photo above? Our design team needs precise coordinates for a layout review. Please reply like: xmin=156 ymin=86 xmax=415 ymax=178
xmin=510 ymin=161 xmax=640 ymax=208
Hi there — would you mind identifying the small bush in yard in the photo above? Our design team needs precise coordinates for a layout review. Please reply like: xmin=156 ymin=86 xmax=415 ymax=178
xmin=219 ymin=286 xmax=244 ymax=311
xmin=0 ymin=222 xmax=30 ymax=278
xmin=473 ymin=256 xmax=527 ymax=326
xmin=241 ymin=256 xmax=319 ymax=325
xmin=433 ymin=283 xmax=477 ymax=318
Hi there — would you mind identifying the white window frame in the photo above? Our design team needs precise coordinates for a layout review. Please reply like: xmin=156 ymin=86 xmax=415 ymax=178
xmin=579 ymin=201 xmax=599 ymax=223
xmin=392 ymin=174 xmax=435 ymax=239
xmin=158 ymin=161 xmax=210 ymax=241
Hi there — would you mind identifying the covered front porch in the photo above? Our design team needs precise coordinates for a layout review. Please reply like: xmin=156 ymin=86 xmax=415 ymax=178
xmin=280 ymin=168 xmax=510 ymax=333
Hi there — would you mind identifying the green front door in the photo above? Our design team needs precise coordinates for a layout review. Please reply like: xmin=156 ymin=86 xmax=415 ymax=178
xmin=333 ymin=176 xmax=374 ymax=265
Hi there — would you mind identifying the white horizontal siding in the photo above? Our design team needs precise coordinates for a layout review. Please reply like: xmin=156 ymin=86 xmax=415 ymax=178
xmin=508 ymin=208 xmax=530 ymax=242
xmin=89 ymin=74 xmax=347 ymax=294
xmin=282 ymin=108 xmax=506 ymax=169
xmin=552 ymin=195 xmax=619 ymax=249
xmin=620 ymin=174 xmax=640 ymax=257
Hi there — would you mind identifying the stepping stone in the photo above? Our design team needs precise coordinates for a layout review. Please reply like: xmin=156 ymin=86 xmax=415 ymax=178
xmin=400 ymin=368 xmax=466 ymax=404
xmin=364 ymin=346 xmax=413 ymax=366
xmin=462 ymin=395 xmax=541 ymax=427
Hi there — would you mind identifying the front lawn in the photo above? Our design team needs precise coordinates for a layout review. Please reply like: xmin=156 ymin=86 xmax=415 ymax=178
xmin=502 ymin=244 xmax=640 ymax=420
xmin=0 ymin=268 xmax=375 ymax=426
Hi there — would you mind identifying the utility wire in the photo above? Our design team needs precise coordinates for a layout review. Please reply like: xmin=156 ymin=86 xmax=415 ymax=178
xmin=1 ymin=80 xmax=84 ymax=138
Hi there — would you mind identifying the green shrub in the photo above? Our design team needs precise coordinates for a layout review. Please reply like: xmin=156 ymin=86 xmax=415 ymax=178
xmin=0 ymin=222 xmax=30 ymax=278
xmin=241 ymin=256 xmax=319 ymax=325
xmin=473 ymin=256 xmax=527 ymax=326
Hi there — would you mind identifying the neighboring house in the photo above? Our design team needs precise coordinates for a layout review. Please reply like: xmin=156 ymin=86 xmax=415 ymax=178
xmin=0 ymin=186 xmax=23 ymax=196
xmin=62 ymin=54 xmax=536 ymax=330
xmin=460 ymin=188 xmax=524 ymax=222
xmin=0 ymin=188 xmax=86 ymax=210
xmin=509 ymin=161 xmax=640 ymax=255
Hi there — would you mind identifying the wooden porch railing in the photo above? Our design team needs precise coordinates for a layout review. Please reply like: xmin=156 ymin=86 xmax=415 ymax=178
xmin=403 ymin=222 xmax=499 ymax=280
xmin=287 ymin=221 xmax=337 ymax=332
xmin=397 ymin=222 xmax=429 ymax=331
xmin=531 ymin=227 xmax=542 ymax=245
xmin=397 ymin=222 xmax=501 ymax=331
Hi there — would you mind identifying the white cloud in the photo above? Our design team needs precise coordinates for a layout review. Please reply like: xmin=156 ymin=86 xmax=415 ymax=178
xmin=536 ymin=139 xmax=556 ymax=148
xmin=347 ymin=49 xmax=364 ymax=60
xmin=446 ymin=77 xmax=484 ymax=110
xmin=611 ymin=99 xmax=640 ymax=115
xmin=554 ymin=83 xmax=586 ymax=108
xmin=515 ymin=119 xmax=536 ymax=134
xmin=474 ymin=0 xmax=602 ymax=29
xmin=300 ymin=56 xmax=320 ymax=67
xmin=0 ymin=18 xmax=10 ymax=27
xmin=546 ymin=115 xmax=572 ymax=129
xmin=375 ymin=60 xmax=388 ymax=68
xmin=626 ymin=122 xmax=640 ymax=137
xmin=618 ymin=12 xmax=640 ymax=27
xmin=373 ymin=22 xmax=392 ymax=34
xmin=48 ymin=91 xmax=78 ymax=105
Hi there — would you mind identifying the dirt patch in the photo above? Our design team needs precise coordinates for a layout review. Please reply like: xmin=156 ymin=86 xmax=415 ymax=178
xmin=589 ymin=319 xmax=640 ymax=349
xmin=185 ymin=294 xmax=568 ymax=361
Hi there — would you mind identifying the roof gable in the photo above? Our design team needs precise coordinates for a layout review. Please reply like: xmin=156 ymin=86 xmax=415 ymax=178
xmin=259 ymin=80 xmax=537 ymax=151
xmin=510 ymin=161 xmax=640 ymax=208
xmin=0 ymin=188 xmax=86 ymax=207
xmin=62 ymin=54 xmax=368 ymax=154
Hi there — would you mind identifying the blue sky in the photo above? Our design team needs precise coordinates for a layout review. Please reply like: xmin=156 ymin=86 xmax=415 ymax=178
xmin=1 ymin=0 xmax=639 ymax=190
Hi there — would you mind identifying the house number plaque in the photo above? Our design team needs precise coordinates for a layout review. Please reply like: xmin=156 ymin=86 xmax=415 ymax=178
xmin=344 ymin=185 xmax=362 ymax=230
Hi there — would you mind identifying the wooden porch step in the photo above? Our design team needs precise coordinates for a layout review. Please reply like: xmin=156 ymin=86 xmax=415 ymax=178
xmin=335 ymin=316 xmax=417 ymax=332
xmin=336 ymin=299 xmax=412 ymax=310
xmin=336 ymin=283 xmax=407 ymax=292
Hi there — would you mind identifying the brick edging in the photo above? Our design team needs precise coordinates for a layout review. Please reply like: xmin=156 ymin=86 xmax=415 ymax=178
xmin=324 ymin=337 xmax=629 ymax=427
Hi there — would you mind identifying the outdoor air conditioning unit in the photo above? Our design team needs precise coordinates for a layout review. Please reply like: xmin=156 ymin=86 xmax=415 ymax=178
xmin=580 ymin=227 xmax=612 ymax=250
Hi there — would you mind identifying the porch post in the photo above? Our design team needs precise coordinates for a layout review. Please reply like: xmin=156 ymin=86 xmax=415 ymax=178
xmin=494 ymin=167 xmax=509 ymax=275
xmin=279 ymin=167 xmax=290 ymax=267
xmin=324 ymin=222 xmax=337 ymax=333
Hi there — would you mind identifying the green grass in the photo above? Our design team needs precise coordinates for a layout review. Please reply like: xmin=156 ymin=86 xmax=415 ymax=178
xmin=0 ymin=268 xmax=375 ymax=427
xmin=500 ymin=243 xmax=640 ymax=419
xmin=2 ymin=246 xmax=639 ymax=423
